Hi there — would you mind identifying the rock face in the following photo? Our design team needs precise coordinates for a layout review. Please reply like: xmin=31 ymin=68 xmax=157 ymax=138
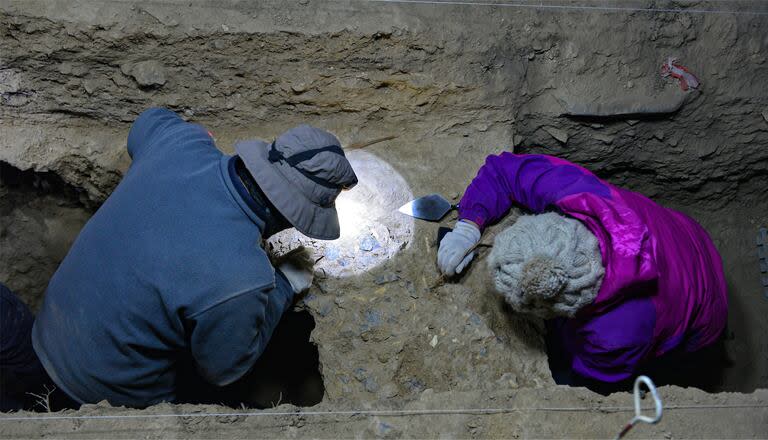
xmin=0 ymin=0 xmax=767 ymax=437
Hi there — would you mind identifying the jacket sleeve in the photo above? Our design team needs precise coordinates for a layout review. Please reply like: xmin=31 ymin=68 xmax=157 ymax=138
xmin=127 ymin=108 xmax=215 ymax=162
xmin=185 ymin=270 xmax=295 ymax=387
xmin=457 ymin=153 xmax=611 ymax=230
xmin=127 ymin=108 xmax=184 ymax=160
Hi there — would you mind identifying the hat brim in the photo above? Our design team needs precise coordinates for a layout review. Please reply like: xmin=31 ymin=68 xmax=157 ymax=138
xmin=236 ymin=140 xmax=341 ymax=240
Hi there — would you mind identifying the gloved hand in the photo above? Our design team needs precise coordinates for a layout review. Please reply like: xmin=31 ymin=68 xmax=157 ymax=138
xmin=277 ymin=247 xmax=314 ymax=293
xmin=437 ymin=220 xmax=481 ymax=276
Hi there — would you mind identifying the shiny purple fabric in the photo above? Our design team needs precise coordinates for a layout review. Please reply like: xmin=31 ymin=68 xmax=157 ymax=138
xmin=459 ymin=153 xmax=727 ymax=382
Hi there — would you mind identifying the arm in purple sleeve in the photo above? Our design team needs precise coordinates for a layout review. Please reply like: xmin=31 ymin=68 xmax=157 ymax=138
xmin=457 ymin=153 xmax=611 ymax=230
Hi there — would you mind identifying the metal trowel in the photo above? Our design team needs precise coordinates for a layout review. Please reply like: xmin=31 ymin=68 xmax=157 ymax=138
xmin=398 ymin=194 xmax=457 ymax=222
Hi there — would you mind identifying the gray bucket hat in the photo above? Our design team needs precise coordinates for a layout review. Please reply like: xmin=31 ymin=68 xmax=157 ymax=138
xmin=235 ymin=125 xmax=358 ymax=240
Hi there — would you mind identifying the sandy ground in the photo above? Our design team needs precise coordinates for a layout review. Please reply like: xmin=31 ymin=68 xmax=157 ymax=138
xmin=1 ymin=0 xmax=767 ymax=437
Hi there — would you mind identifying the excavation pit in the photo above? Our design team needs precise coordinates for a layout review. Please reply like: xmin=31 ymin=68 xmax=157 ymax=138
xmin=1 ymin=0 xmax=767 ymax=437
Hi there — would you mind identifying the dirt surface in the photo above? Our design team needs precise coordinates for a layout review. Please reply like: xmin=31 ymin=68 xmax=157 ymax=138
xmin=1 ymin=0 xmax=767 ymax=438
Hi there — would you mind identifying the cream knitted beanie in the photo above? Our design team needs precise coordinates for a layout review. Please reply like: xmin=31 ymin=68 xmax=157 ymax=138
xmin=488 ymin=212 xmax=604 ymax=318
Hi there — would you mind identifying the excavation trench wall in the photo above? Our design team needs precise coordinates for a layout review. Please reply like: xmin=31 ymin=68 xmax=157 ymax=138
xmin=1 ymin=0 xmax=767 ymax=437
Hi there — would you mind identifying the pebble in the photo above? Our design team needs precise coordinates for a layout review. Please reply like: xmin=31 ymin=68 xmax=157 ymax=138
xmin=291 ymin=82 xmax=308 ymax=93
xmin=374 ymin=273 xmax=399 ymax=285
xmin=762 ymin=109 xmax=768 ymax=123
xmin=379 ymin=383 xmax=399 ymax=399
xmin=324 ymin=246 xmax=340 ymax=260
xmin=373 ymin=420 xmax=399 ymax=438
xmin=364 ymin=377 xmax=379 ymax=393
xmin=124 ymin=60 xmax=167 ymax=87
xmin=543 ymin=126 xmax=568 ymax=144
xmin=359 ymin=234 xmax=380 ymax=252
xmin=592 ymin=133 xmax=614 ymax=144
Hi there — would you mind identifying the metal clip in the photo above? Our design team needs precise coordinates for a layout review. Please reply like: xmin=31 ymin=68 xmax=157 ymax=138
xmin=616 ymin=375 xmax=663 ymax=439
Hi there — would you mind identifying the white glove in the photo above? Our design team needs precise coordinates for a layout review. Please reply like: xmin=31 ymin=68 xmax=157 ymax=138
xmin=277 ymin=248 xmax=314 ymax=293
xmin=437 ymin=220 xmax=481 ymax=276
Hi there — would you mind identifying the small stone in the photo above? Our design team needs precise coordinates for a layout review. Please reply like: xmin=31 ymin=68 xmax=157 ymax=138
xmin=592 ymin=133 xmax=614 ymax=144
xmin=406 ymin=281 xmax=419 ymax=299
xmin=429 ymin=334 xmax=438 ymax=347
xmin=696 ymin=142 xmax=718 ymax=158
xmin=363 ymin=377 xmax=379 ymax=393
xmin=125 ymin=60 xmax=167 ymax=87
xmin=58 ymin=62 xmax=88 ymax=77
xmin=82 ymin=78 xmax=109 ymax=95
xmin=379 ymin=383 xmax=399 ymax=399
xmin=291 ymin=82 xmax=308 ymax=93
xmin=626 ymin=119 xmax=640 ymax=126
xmin=667 ymin=136 xmax=680 ymax=147
xmin=498 ymin=372 xmax=519 ymax=388
xmin=324 ymin=246 xmax=340 ymax=260
xmin=83 ymin=79 xmax=98 ymax=95
xmin=299 ymin=0 xmax=309 ymax=4
xmin=543 ymin=126 xmax=569 ymax=144
xmin=374 ymin=273 xmax=399 ymax=285
xmin=762 ymin=109 xmax=768 ymax=123
xmin=653 ymin=131 xmax=665 ymax=141
xmin=0 ymin=69 xmax=21 ymax=95
xmin=372 ymin=420 xmax=400 ymax=439
xmin=359 ymin=234 xmax=380 ymax=252
xmin=353 ymin=368 xmax=367 ymax=381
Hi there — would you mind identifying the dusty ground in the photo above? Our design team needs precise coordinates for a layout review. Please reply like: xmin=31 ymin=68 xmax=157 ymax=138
xmin=1 ymin=0 xmax=767 ymax=437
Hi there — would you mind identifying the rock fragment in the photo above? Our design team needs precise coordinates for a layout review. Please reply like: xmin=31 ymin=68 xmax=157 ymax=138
xmin=359 ymin=234 xmax=380 ymax=251
xmin=544 ymin=126 xmax=569 ymax=144
xmin=374 ymin=273 xmax=399 ymax=285
xmin=122 ymin=60 xmax=167 ymax=88
xmin=762 ymin=109 xmax=768 ymax=123
xmin=592 ymin=133 xmax=614 ymax=144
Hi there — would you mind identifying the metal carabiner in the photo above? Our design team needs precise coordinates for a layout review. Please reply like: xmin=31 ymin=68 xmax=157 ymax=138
xmin=616 ymin=375 xmax=663 ymax=439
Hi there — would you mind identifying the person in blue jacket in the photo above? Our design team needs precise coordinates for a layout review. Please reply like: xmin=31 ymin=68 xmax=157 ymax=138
xmin=27 ymin=108 xmax=358 ymax=408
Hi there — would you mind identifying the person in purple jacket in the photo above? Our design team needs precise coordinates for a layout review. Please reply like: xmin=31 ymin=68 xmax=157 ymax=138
xmin=438 ymin=153 xmax=728 ymax=390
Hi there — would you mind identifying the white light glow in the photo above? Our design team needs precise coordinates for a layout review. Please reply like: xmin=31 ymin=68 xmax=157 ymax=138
xmin=335 ymin=193 xmax=368 ymax=240
xmin=268 ymin=150 xmax=414 ymax=277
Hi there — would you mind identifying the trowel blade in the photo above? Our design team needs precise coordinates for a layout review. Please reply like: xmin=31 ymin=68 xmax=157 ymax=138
xmin=398 ymin=194 xmax=454 ymax=221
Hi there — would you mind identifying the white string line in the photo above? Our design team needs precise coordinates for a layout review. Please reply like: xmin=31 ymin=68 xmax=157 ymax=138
xmin=358 ymin=0 xmax=768 ymax=15
xmin=1 ymin=403 xmax=766 ymax=422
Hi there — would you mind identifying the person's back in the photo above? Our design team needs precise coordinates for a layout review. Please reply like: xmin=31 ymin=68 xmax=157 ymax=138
xmin=613 ymin=188 xmax=727 ymax=355
xmin=33 ymin=109 xmax=277 ymax=406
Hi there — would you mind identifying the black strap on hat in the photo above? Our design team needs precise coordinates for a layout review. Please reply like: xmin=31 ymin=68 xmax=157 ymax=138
xmin=267 ymin=142 xmax=356 ymax=190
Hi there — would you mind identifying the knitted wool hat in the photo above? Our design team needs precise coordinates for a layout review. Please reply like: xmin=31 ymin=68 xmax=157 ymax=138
xmin=487 ymin=212 xmax=604 ymax=318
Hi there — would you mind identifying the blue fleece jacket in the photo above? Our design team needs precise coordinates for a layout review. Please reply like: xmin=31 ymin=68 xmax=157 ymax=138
xmin=32 ymin=108 xmax=295 ymax=407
